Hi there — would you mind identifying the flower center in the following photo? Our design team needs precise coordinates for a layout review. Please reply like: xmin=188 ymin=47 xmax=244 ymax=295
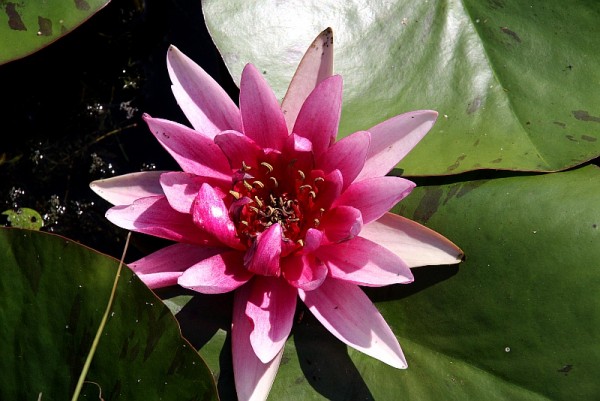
xmin=228 ymin=158 xmax=325 ymax=247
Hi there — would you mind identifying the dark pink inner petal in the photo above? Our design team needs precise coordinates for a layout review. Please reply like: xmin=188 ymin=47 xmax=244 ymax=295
xmin=316 ymin=130 xmax=370 ymax=191
xmin=282 ymin=253 xmax=328 ymax=291
xmin=214 ymin=130 xmax=263 ymax=170
xmin=244 ymin=223 xmax=282 ymax=276
xmin=192 ymin=184 xmax=242 ymax=249
xmin=292 ymin=75 xmax=343 ymax=158
xmin=320 ymin=205 xmax=363 ymax=243
xmin=239 ymin=64 xmax=289 ymax=151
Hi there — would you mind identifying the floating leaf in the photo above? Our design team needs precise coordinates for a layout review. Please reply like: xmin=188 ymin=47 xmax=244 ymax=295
xmin=0 ymin=0 xmax=111 ymax=65
xmin=0 ymin=228 xmax=218 ymax=401
xmin=203 ymin=0 xmax=600 ymax=175
xmin=2 ymin=207 xmax=43 ymax=230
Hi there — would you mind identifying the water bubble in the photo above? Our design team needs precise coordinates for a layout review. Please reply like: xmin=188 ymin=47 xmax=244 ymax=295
xmin=505 ymin=347 xmax=511 ymax=352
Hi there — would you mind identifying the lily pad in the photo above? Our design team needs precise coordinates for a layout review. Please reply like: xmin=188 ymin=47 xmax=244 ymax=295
xmin=203 ymin=0 xmax=600 ymax=175
xmin=0 ymin=0 xmax=110 ymax=65
xmin=182 ymin=165 xmax=600 ymax=400
xmin=2 ymin=207 xmax=43 ymax=230
xmin=0 ymin=228 xmax=218 ymax=401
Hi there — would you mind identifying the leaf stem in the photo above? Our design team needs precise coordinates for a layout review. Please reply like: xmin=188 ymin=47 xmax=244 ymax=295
xmin=71 ymin=232 xmax=131 ymax=401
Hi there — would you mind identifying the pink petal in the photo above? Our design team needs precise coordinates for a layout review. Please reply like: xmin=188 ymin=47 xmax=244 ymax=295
xmin=244 ymin=223 xmax=282 ymax=276
xmin=312 ymin=169 xmax=343 ymax=210
xmin=178 ymin=250 xmax=252 ymax=294
xmin=360 ymin=212 xmax=464 ymax=267
xmin=143 ymin=114 xmax=231 ymax=181
xmin=191 ymin=184 xmax=241 ymax=249
xmin=356 ymin=110 xmax=438 ymax=182
xmin=233 ymin=283 xmax=284 ymax=401
xmin=292 ymin=75 xmax=342 ymax=157
xmin=315 ymin=236 xmax=413 ymax=286
xmin=282 ymin=28 xmax=334 ymax=133
xmin=316 ymin=130 xmax=370 ymax=190
xmin=167 ymin=45 xmax=242 ymax=137
xmin=246 ymin=277 xmax=297 ymax=363
xmin=282 ymin=253 xmax=328 ymax=291
xmin=129 ymin=243 xmax=223 ymax=289
xmin=160 ymin=171 xmax=222 ymax=214
xmin=298 ymin=278 xmax=407 ymax=369
xmin=239 ymin=64 xmax=288 ymax=150
xmin=320 ymin=206 xmax=363 ymax=243
xmin=90 ymin=171 xmax=165 ymax=206
xmin=214 ymin=130 xmax=263 ymax=170
xmin=106 ymin=196 xmax=218 ymax=245
xmin=333 ymin=177 xmax=415 ymax=224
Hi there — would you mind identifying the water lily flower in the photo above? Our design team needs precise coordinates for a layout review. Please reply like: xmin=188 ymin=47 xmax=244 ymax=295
xmin=91 ymin=28 xmax=462 ymax=401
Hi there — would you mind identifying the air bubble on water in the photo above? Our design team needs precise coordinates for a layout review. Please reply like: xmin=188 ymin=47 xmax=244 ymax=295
xmin=505 ymin=347 xmax=511 ymax=352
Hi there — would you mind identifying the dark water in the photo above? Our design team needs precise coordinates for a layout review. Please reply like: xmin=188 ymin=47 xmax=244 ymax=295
xmin=0 ymin=0 xmax=238 ymax=259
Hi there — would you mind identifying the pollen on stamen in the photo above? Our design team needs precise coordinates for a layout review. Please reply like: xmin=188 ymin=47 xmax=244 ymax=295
xmin=243 ymin=180 xmax=253 ymax=191
xmin=308 ymin=191 xmax=317 ymax=199
xmin=269 ymin=176 xmax=278 ymax=187
xmin=254 ymin=196 xmax=264 ymax=208
xmin=298 ymin=170 xmax=306 ymax=180
xmin=260 ymin=161 xmax=274 ymax=173
xmin=299 ymin=184 xmax=312 ymax=192
xmin=229 ymin=190 xmax=241 ymax=200
xmin=242 ymin=161 xmax=252 ymax=171
xmin=253 ymin=180 xmax=265 ymax=188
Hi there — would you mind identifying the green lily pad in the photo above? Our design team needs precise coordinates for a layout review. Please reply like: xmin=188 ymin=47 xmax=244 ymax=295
xmin=203 ymin=0 xmax=600 ymax=175
xmin=0 ymin=228 xmax=218 ymax=401
xmin=181 ymin=165 xmax=600 ymax=400
xmin=2 ymin=207 xmax=43 ymax=230
xmin=0 ymin=0 xmax=110 ymax=65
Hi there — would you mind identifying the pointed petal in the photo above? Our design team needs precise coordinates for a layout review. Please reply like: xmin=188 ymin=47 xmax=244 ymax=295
xmin=316 ymin=130 xmax=370 ymax=190
xmin=246 ymin=277 xmax=297 ymax=363
xmin=143 ymin=114 xmax=231 ymax=181
xmin=320 ymin=205 xmax=363 ymax=243
xmin=106 ymin=196 xmax=218 ymax=245
xmin=233 ymin=283 xmax=284 ymax=401
xmin=299 ymin=279 xmax=407 ymax=369
xmin=244 ymin=223 xmax=282 ymax=276
xmin=356 ymin=110 xmax=438 ymax=182
xmin=160 ymin=171 xmax=223 ymax=214
xmin=316 ymin=236 xmax=413 ymax=286
xmin=167 ymin=45 xmax=242 ymax=137
xmin=313 ymin=169 xmax=343 ymax=210
xmin=178 ymin=250 xmax=252 ymax=294
xmin=282 ymin=28 xmax=334 ymax=133
xmin=214 ymin=130 xmax=263 ymax=170
xmin=360 ymin=212 xmax=464 ymax=267
xmin=239 ymin=64 xmax=288 ymax=150
xmin=191 ymin=184 xmax=241 ymax=249
xmin=282 ymin=253 xmax=328 ymax=291
xmin=129 ymin=243 xmax=223 ymax=288
xmin=90 ymin=171 xmax=165 ymax=206
xmin=334 ymin=177 xmax=415 ymax=224
xmin=292 ymin=75 xmax=342 ymax=157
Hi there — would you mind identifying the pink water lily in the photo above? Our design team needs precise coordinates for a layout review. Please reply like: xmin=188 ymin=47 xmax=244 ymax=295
xmin=91 ymin=28 xmax=462 ymax=401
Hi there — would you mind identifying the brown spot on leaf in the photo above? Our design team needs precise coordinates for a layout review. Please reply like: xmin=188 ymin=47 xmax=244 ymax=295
xmin=456 ymin=180 xmax=487 ymax=199
xmin=557 ymin=364 xmax=572 ymax=375
xmin=75 ymin=0 xmax=91 ymax=11
xmin=413 ymin=188 xmax=443 ymax=223
xmin=447 ymin=154 xmax=466 ymax=172
xmin=581 ymin=135 xmax=597 ymax=142
xmin=491 ymin=158 xmax=502 ymax=163
xmin=565 ymin=135 xmax=577 ymax=142
xmin=553 ymin=121 xmax=566 ymax=128
xmin=500 ymin=27 xmax=521 ymax=43
xmin=37 ymin=16 xmax=52 ymax=36
xmin=572 ymin=110 xmax=600 ymax=123
xmin=5 ymin=3 xmax=26 ymax=31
